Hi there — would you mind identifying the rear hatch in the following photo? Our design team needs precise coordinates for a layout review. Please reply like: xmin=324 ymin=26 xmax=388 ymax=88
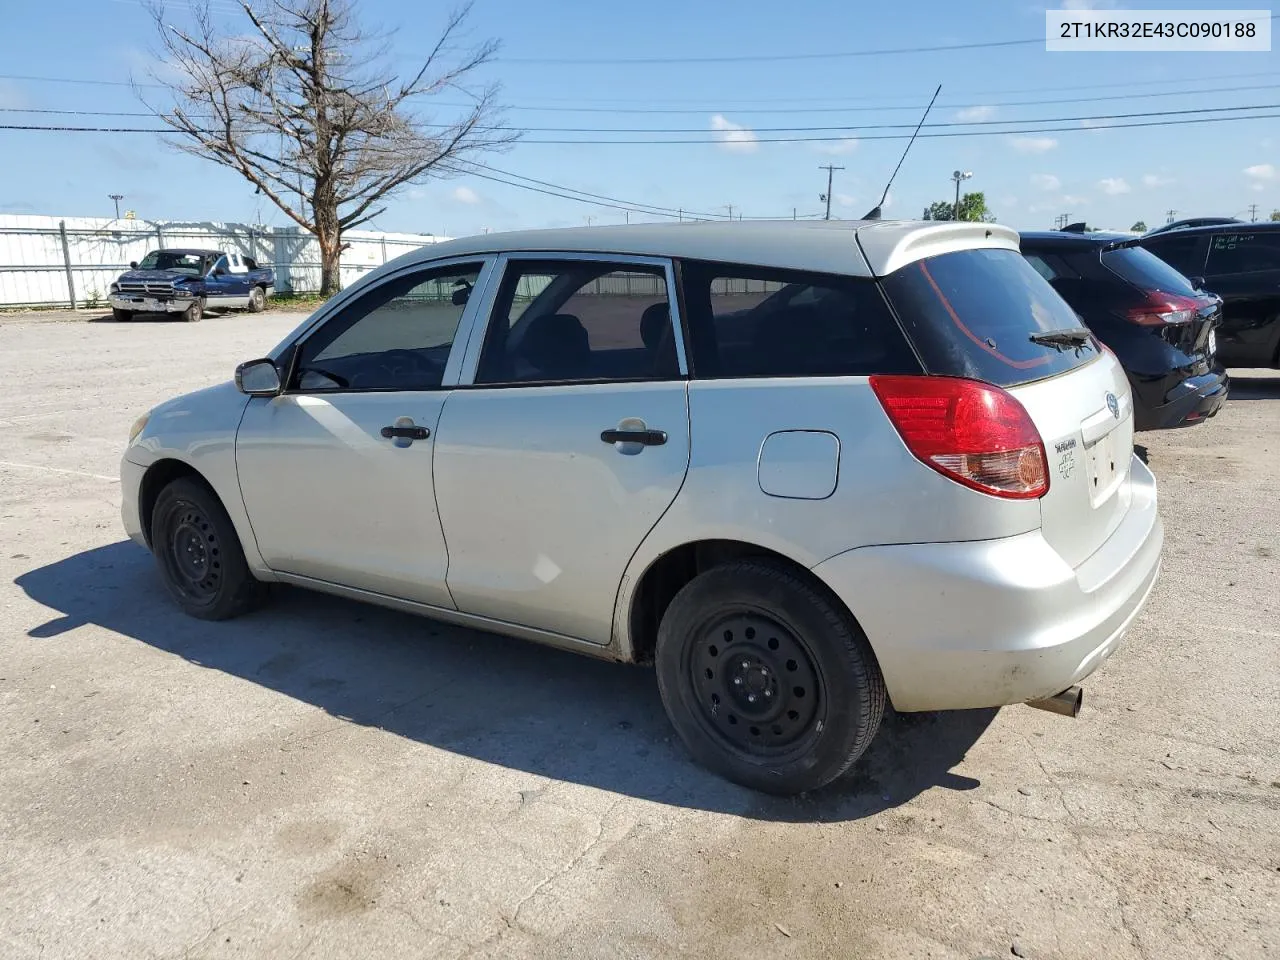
xmin=1100 ymin=241 xmax=1222 ymax=370
xmin=880 ymin=247 xmax=1134 ymax=569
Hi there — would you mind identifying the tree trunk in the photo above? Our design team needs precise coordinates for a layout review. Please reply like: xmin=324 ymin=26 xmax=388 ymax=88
xmin=318 ymin=237 xmax=342 ymax=296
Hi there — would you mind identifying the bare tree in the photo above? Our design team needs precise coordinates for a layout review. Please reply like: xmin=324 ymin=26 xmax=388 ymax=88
xmin=143 ymin=0 xmax=515 ymax=294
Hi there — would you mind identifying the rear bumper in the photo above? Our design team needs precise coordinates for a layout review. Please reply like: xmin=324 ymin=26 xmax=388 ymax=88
xmin=1133 ymin=368 xmax=1229 ymax=431
xmin=812 ymin=454 xmax=1163 ymax=712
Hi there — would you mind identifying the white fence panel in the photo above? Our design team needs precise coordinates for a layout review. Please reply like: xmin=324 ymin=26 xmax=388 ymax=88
xmin=0 ymin=214 xmax=446 ymax=308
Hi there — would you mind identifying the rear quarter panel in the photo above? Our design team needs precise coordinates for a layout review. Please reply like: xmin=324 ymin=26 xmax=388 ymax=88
xmin=614 ymin=378 xmax=1043 ymax=656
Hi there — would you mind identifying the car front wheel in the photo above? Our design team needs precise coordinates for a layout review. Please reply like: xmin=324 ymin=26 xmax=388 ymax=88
xmin=112 ymin=308 xmax=133 ymax=322
xmin=181 ymin=298 xmax=204 ymax=323
xmin=655 ymin=559 xmax=885 ymax=795
xmin=151 ymin=477 xmax=266 ymax=620
xmin=247 ymin=286 xmax=266 ymax=313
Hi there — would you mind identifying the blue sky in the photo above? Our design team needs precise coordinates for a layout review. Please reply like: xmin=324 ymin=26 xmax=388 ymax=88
xmin=0 ymin=0 xmax=1277 ymax=236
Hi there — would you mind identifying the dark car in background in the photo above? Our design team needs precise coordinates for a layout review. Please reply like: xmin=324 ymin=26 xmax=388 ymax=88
xmin=1020 ymin=231 xmax=1227 ymax=431
xmin=1138 ymin=223 xmax=1280 ymax=369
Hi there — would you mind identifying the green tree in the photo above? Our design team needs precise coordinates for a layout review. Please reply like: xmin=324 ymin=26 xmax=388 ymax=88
xmin=1131 ymin=220 xmax=1147 ymax=232
xmin=922 ymin=192 xmax=992 ymax=222
xmin=1271 ymin=209 xmax=1280 ymax=222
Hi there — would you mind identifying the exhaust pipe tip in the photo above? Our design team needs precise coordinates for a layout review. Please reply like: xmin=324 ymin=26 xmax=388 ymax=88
xmin=1025 ymin=685 xmax=1083 ymax=718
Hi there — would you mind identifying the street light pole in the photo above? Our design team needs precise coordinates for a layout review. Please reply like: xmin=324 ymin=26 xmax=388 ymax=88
xmin=950 ymin=170 xmax=973 ymax=221
xmin=109 ymin=194 xmax=124 ymax=219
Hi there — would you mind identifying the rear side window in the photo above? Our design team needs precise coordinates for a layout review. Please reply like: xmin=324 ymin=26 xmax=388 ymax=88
xmin=1206 ymin=232 xmax=1280 ymax=275
xmin=1142 ymin=235 xmax=1204 ymax=275
xmin=1101 ymin=245 xmax=1200 ymax=296
xmin=880 ymin=248 xmax=1096 ymax=388
xmin=678 ymin=261 xmax=920 ymax=378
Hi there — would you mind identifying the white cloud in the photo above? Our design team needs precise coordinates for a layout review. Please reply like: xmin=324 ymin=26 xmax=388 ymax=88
xmin=1244 ymin=163 xmax=1278 ymax=181
xmin=956 ymin=105 xmax=996 ymax=122
xmin=710 ymin=114 xmax=759 ymax=153
xmin=452 ymin=186 xmax=481 ymax=204
xmin=1142 ymin=174 xmax=1175 ymax=188
xmin=1099 ymin=177 xmax=1131 ymax=195
xmin=406 ymin=187 xmax=428 ymax=201
xmin=1031 ymin=173 xmax=1061 ymax=191
xmin=814 ymin=138 xmax=858 ymax=155
xmin=834 ymin=193 xmax=858 ymax=208
xmin=1062 ymin=194 xmax=1089 ymax=206
xmin=1010 ymin=136 xmax=1059 ymax=154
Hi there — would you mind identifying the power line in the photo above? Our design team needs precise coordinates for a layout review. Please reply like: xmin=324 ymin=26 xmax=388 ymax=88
xmin=9 ymin=81 xmax=1280 ymax=120
xmin=5 ymin=101 xmax=1274 ymax=136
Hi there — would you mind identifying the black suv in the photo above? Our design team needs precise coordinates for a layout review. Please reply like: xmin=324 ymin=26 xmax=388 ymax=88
xmin=1020 ymin=231 xmax=1227 ymax=430
xmin=1137 ymin=222 xmax=1280 ymax=368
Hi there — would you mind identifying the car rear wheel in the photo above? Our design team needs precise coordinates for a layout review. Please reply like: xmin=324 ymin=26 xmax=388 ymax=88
xmin=112 ymin=308 xmax=133 ymax=322
xmin=655 ymin=559 xmax=885 ymax=795
xmin=247 ymin=286 xmax=266 ymax=313
xmin=151 ymin=477 xmax=266 ymax=620
xmin=181 ymin=298 xmax=204 ymax=323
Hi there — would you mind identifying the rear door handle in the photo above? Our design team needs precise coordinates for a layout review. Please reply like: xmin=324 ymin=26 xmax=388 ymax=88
xmin=600 ymin=428 xmax=667 ymax=446
xmin=381 ymin=424 xmax=430 ymax=440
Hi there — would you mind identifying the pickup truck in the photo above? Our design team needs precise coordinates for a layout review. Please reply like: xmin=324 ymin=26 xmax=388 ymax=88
xmin=109 ymin=248 xmax=275 ymax=322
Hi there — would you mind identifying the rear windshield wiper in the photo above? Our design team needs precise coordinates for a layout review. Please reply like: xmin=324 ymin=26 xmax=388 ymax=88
xmin=1028 ymin=326 xmax=1093 ymax=348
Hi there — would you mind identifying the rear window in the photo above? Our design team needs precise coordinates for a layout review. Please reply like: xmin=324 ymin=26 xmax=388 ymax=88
xmin=1101 ymin=244 xmax=1199 ymax=296
xmin=880 ymin=248 xmax=1097 ymax=388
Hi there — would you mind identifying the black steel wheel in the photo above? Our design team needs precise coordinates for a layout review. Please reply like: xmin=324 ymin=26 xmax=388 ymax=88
xmin=151 ymin=476 xmax=266 ymax=620
xmin=655 ymin=559 xmax=885 ymax=795
xmin=688 ymin=613 xmax=825 ymax=760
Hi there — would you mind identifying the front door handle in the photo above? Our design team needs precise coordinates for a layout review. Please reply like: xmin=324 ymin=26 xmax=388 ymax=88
xmin=600 ymin=428 xmax=667 ymax=446
xmin=381 ymin=424 xmax=430 ymax=440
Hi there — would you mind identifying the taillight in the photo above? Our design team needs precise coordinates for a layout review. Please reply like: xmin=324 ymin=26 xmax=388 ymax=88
xmin=869 ymin=375 xmax=1049 ymax=499
xmin=1125 ymin=292 xmax=1200 ymax=326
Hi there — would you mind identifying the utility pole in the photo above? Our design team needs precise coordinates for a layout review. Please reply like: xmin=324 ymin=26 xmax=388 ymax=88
xmin=819 ymin=165 xmax=844 ymax=220
xmin=109 ymin=194 xmax=124 ymax=219
xmin=950 ymin=170 xmax=973 ymax=221
xmin=1248 ymin=203 xmax=1259 ymax=221
xmin=624 ymin=210 xmax=630 ymax=224
xmin=726 ymin=203 xmax=734 ymax=220
xmin=1165 ymin=208 xmax=1177 ymax=224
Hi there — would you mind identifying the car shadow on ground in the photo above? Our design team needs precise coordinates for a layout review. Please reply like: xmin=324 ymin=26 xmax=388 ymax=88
xmin=15 ymin=541 xmax=994 ymax=823
xmin=1225 ymin=376 xmax=1280 ymax=401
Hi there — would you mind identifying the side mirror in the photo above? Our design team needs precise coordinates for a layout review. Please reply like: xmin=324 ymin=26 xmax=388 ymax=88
xmin=1189 ymin=275 xmax=1206 ymax=290
xmin=129 ymin=261 xmax=138 ymax=269
xmin=235 ymin=358 xmax=282 ymax=396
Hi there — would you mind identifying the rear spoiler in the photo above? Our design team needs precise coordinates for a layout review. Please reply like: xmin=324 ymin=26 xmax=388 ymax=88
xmin=1101 ymin=236 xmax=1144 ymax=252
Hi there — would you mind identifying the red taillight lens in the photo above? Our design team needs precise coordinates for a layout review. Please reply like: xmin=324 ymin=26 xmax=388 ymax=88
xmin=869 ymin=375 xmax=1049 ymax=499
xmin=1125 ymin=292 xmax=1201 ymax=326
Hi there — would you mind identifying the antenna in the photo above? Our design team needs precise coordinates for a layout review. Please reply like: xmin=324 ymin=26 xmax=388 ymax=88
xmin=863 ymin=83 xmax=942 ymax=221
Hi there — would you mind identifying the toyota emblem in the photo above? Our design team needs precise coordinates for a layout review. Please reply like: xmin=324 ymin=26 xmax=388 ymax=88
xmin=1106 ymin=392 xmax=1119 ymax=419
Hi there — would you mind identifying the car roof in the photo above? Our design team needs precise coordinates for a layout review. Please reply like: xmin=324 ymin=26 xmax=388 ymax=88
xmin=157 ymin=248 xmax=223 ymax=257
xmin=1141 ymin=221 xmax=1280 ymax=239
xmin=387 ymin=219 xmax=1020 ymax=280
xmin=1018 ymin=230 xmax=1130 ymax=248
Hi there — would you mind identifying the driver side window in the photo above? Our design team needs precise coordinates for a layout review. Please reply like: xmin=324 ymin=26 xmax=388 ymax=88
xmin=294 ymin=262 xmax=484 ymax=392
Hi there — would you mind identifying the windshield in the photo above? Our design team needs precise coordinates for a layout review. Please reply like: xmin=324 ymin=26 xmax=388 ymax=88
xmin=880 ymin=247 xmax=1097 ymax=388
xmin=136 ymin=251 xmax=212 ymax=276
xmin=1102 ymin=245 xmax=1199 ymax=296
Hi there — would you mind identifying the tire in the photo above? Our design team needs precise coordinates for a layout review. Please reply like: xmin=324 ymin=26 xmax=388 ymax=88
xmin=181 ymin=298 xmax=204 ymax=323
xmin=151 ymin=477 xmax=267 ymax=620
xmin=655 ymin=559 xmax=886 ymax=796
xmin=247 ymin=286 xmax=267 ymax=313
xmin=112 ymin=308 xmax=134 ymax=322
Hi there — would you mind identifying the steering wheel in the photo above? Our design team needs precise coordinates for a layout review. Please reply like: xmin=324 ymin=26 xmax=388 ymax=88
xmin=374 ymin=348 xmax=442 ymax=385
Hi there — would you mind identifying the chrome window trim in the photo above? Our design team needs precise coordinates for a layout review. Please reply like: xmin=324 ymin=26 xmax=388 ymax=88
xmin=455 ymin=250 xmax=689 ymax=387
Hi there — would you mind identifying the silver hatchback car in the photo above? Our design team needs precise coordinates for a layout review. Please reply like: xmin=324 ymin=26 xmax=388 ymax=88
xmin=121 ymin=220 xmax=1163 ymax=795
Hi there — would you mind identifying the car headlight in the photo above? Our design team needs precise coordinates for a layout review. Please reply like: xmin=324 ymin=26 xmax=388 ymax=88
xmin=128 ymin=413 xmax=150 ymax=444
